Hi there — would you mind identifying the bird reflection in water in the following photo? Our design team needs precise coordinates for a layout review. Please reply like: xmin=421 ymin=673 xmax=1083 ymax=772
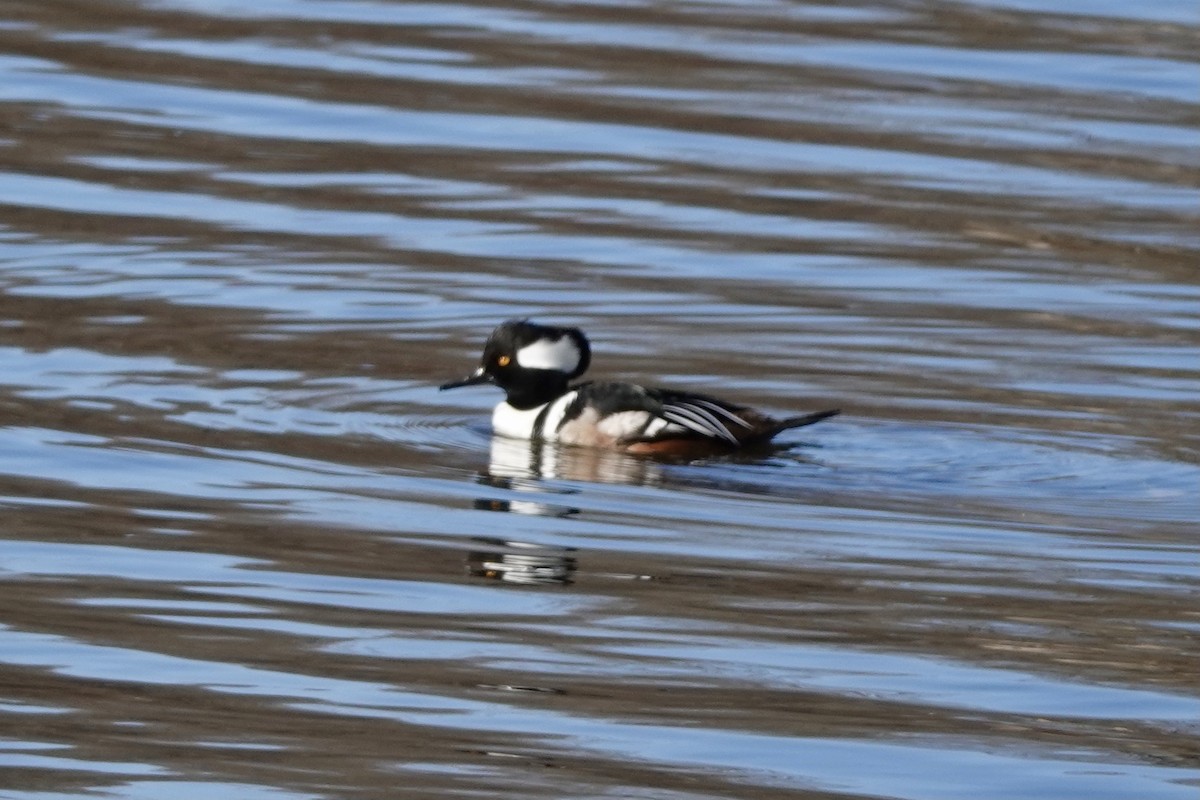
xmin=466 ymin=538 xmax=578 ymax=586
xmin=485 ymin=435 xmax=664 ymax=486
xmin=473 ymin=436 xmax=581 ymax=518
xmin=472 ymin=435 xmax=665 ymax=517
xmin=465 ymin=437 xmax=661 ymax=586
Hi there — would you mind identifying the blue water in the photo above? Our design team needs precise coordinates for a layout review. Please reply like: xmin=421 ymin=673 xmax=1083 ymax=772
xmin=0 ymin=1 xmax=1197 ymax=798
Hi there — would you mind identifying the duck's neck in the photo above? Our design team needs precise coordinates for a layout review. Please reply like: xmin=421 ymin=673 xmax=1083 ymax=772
xmin=503 ymin=372 xmax=571 ymax=410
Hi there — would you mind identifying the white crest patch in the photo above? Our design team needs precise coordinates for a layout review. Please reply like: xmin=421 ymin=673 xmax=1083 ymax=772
xmin=515 ymin=337 xmax=580 ymax=372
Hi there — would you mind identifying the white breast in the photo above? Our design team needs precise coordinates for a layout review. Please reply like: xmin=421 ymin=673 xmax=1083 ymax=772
xmin=492 ymin=402 xmax=546 ymax=440
xmin=491 ymin=390 xmax=578 ymax=441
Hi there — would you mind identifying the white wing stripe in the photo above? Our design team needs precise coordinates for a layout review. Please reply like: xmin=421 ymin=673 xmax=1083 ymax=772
xmin=691 ymin=398 xmax=754 ymax=429
xmin=677 ymin=402 xmax=738 ymax=440
xmin=662 ymin=405 xmax=739 ymax=444
xmin=662 ymin=409 xmax=712 ymax=439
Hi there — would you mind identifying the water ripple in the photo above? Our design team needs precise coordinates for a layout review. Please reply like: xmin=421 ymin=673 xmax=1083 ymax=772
xmin=0 ymin=1 xmax=1196 ymax=799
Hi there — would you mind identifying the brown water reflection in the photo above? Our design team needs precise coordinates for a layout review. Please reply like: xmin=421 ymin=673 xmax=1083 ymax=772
xmin=1 ymin=0 xmax=1198 ymax=798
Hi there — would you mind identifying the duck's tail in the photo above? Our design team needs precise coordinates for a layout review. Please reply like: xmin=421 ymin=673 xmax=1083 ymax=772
xmin=769 ymin=408 xmax=840 ymax=436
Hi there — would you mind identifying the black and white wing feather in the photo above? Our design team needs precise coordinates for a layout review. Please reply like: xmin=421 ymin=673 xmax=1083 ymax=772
xmin=565 ymin=381 xmax=837 ymax=449
xmin=657 ymin=394 xmax=754 ymax=445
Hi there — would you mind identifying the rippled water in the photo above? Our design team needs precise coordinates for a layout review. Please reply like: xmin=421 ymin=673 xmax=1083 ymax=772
xmin=1 ymin=1 xmax=1198 ymax=798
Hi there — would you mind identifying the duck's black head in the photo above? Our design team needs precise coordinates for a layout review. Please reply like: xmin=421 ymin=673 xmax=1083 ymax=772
xmin=439 ymin=320 xmax=592 ymax=409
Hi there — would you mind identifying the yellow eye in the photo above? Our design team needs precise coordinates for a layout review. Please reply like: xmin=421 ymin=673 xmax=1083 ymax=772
xmin=497 ymin=354 xmax=511 ymax=367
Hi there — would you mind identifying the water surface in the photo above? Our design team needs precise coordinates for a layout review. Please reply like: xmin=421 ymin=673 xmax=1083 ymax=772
xmin=0 ymin=1 xmax=1197 ymax=798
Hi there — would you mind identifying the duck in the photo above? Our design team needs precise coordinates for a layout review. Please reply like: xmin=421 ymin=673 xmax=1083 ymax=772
xmin=440 ymin=320 xmax=838 ymax=456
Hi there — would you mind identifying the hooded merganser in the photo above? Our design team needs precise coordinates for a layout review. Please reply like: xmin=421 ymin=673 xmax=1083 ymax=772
xmin=440 ymin=320 xmax=839 ymax=456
